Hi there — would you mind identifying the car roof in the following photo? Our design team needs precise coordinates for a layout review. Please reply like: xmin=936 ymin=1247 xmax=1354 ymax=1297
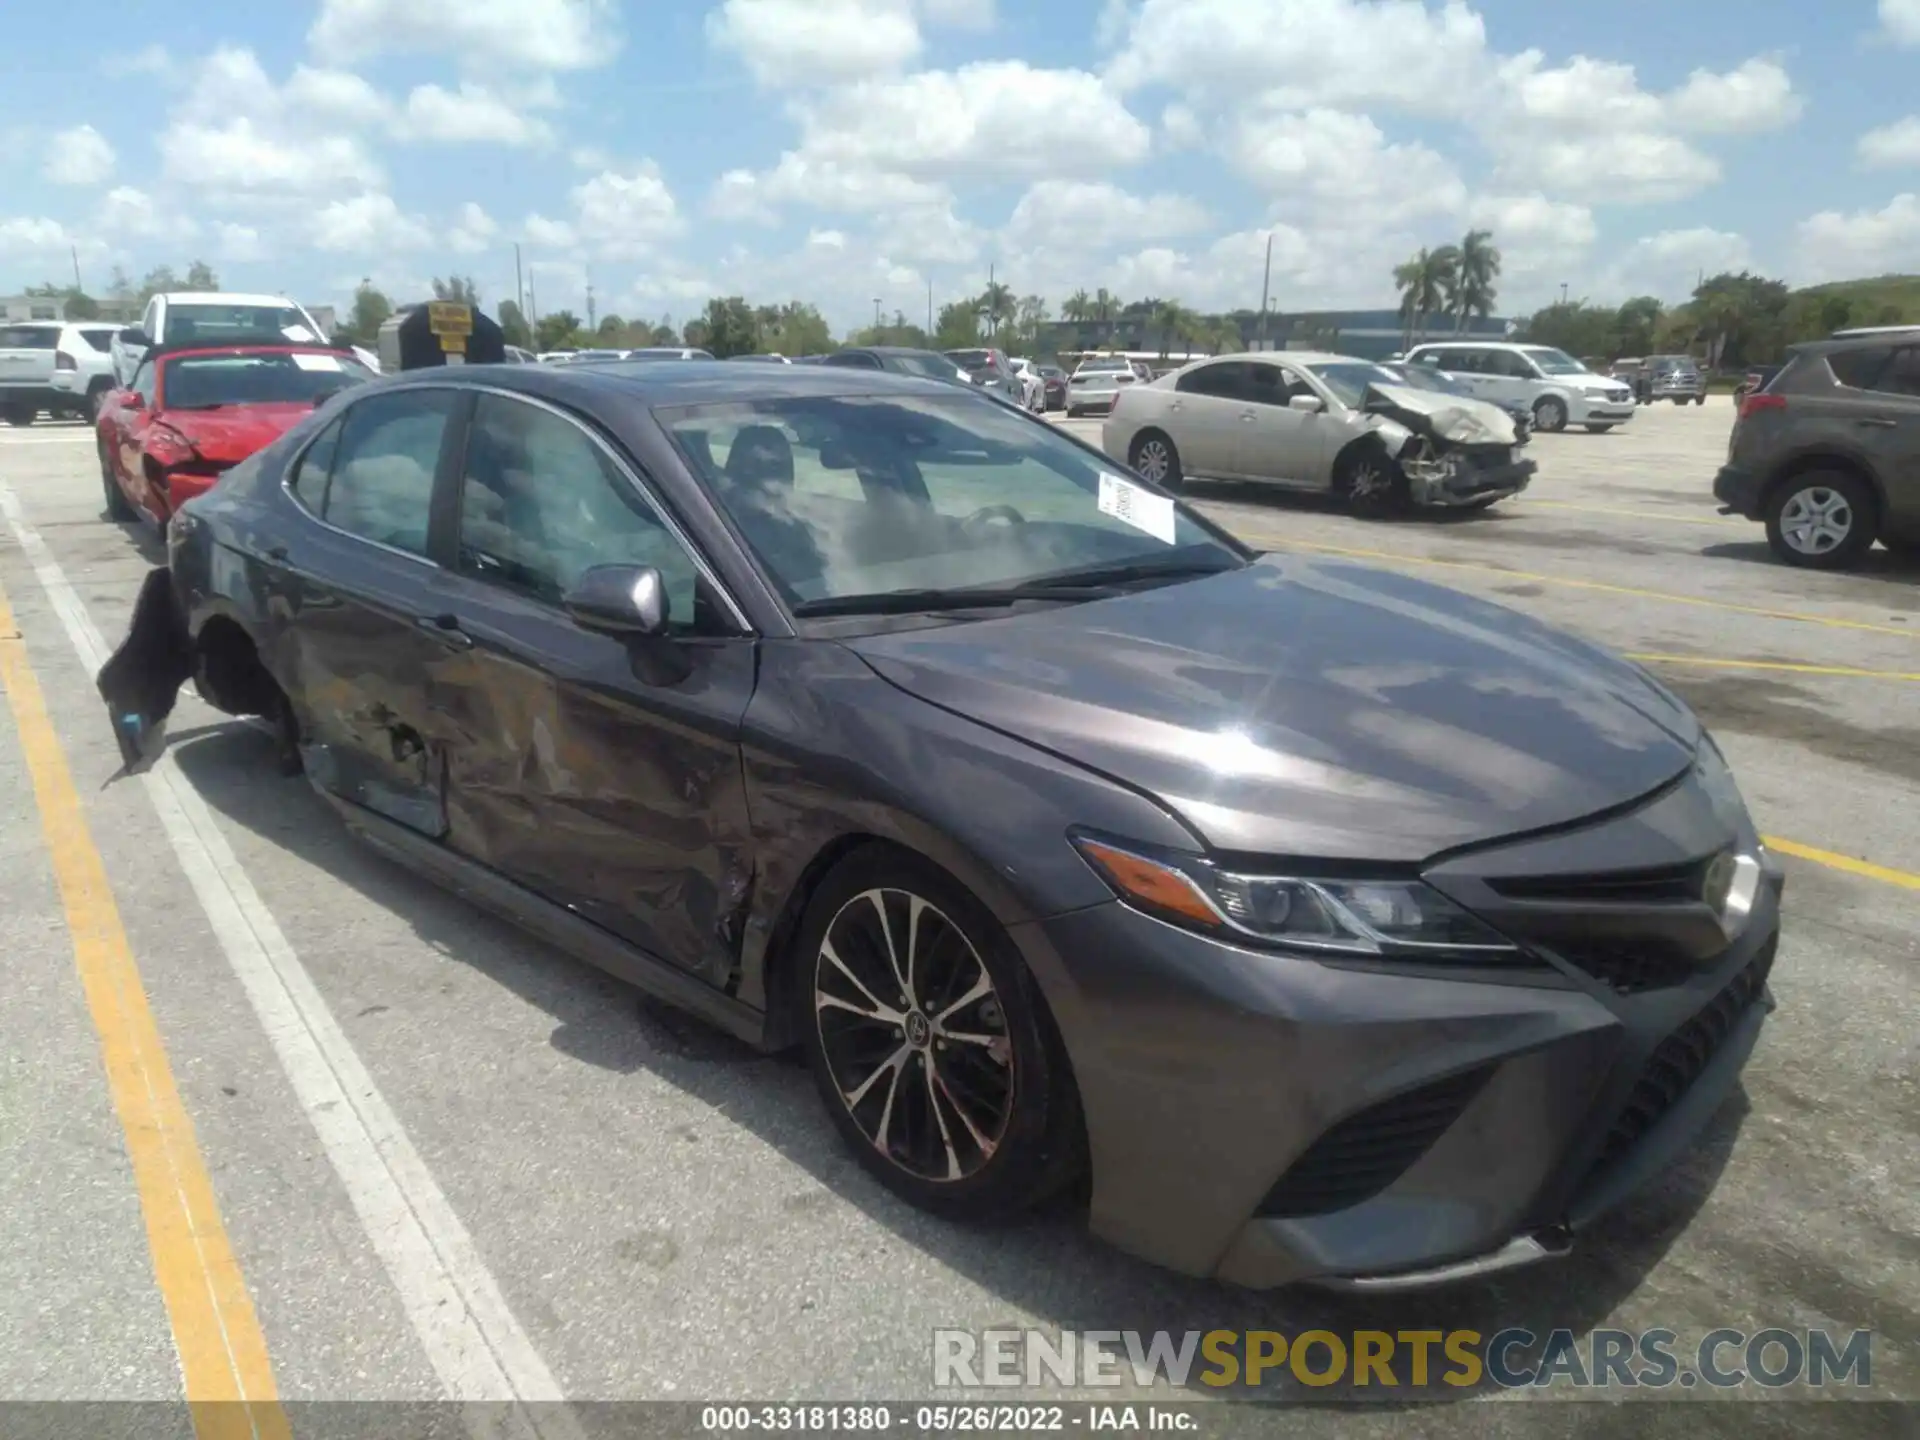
xmin=152 ymin=341 xmax=359 ymax=367
xmin=405 ymin=358 xmax=986 ymax=405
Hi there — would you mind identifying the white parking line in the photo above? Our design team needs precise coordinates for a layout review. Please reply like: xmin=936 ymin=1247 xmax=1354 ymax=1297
xmin=0 ymin=480 xmax=587 ymax=1439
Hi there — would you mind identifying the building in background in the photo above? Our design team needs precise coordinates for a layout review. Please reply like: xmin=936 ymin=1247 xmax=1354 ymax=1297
xmin=1037 ymin=308 xmax=1516 ymax=363
xmin=0 ymin=294 xmax=141 ymax=324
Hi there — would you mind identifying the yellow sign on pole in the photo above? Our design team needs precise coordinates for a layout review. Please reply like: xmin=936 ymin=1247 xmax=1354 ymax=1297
xmin=426 ymin=302 xmax=473 ymax=338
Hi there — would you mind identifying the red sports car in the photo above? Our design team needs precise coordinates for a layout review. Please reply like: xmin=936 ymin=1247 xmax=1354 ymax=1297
xmin=98 ymin=343 xmax=375 ymax=526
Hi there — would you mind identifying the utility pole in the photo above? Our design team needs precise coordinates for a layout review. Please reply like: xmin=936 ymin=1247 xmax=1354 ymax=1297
xmin=1560 ymin=282 xmax=1569 ymax=307
xmin=1257 ymin=233 xmax=1273 ymax=349
xmin=70 ymin=245 xmax=83 ymax=294
xmin=514 ymin=243 xmax=525 ymax=320
xmin=586 ymin=266 xmax=596 ymax=332
xmin=873 ymin=297 xmax=882 ymax=332
xmin=927 ymin=278 xmax=933 ymax=336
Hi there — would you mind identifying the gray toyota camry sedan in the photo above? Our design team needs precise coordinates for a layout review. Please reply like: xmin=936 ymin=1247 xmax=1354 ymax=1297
xmin=98 ymin=360 xmax=1782 ymax=1291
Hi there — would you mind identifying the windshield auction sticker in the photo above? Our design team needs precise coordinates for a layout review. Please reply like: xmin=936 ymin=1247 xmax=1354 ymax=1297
xmin=1099 ymin=472 xmax=1177 ymax=545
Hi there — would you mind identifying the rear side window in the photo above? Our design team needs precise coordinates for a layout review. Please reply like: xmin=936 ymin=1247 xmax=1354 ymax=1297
xmin=1872 ymin=347 xmax=1920 ymax=398
xmin=1827 ymin=347 xmax=1892 ymax=391
xmin=79 ymin=329 xmax=117 ymax=353
xmin=288 ymin=418 xmax=343 ymax=513
xmin=0 ymin=325 xmax=59 ymax=349
xmin=1177 ymin=362 xmax=1248 ymax=398
xmin=320 ymin=390 xmax=457 ymax=556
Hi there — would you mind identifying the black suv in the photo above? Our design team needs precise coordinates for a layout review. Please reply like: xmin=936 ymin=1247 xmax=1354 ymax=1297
xmin=1714 ymin=334 xmax=1920 ymax=568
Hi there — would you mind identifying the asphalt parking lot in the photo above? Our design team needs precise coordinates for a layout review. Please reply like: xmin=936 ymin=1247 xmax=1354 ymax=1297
xmin=0 ymin=399 xmax=1914 ymax=1434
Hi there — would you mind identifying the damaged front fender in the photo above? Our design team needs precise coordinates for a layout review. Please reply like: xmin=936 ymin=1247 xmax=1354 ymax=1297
xmin=96 ymin=567 xmax=194 ymax=772
xmin=1360 ymin=382 xmax=1535 ymax=509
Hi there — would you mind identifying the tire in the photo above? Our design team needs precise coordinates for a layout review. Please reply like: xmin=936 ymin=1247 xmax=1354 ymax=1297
xmin=100 ymin=436 xmax=136 ymax=521
xmin=4 ymin=404 xmax=36 ymax=427
xmin=1066 ymin=406 xmax=1082 ymax=419
xmin=1584 ymin=424 xmax=1615 ymax=433
xmin=1764 ymin=470 xmax=1878 ymax=570
xmin=1695 ymin=395 xmax=1708 ymax=406
xmin=796 ymin=845 xmax=1083 ymax=1222
xmin=1127 ymin=429 xmax=1183 ymax=493
xmin=1532 ymin=395 xmax=1569 ymax=433
xmin=1336 ymin=442 xmax=1409 ymax=519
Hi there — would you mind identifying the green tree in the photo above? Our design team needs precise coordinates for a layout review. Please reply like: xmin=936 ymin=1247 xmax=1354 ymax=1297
xmin=1152 ymin=300 xmax=1197 ymax=357
xmin=184 ymin=260 xmax=219 ymax=291
xmin=340 ymin=282 xmax=392 ymax=346
xmin=1689 ymin=271 xmax=1791 ymax=368
xmin=26 ymin=282 xmax=100 ymax=319
xmin=1393 ymin=245 xmax=1459 ymax=347
xmin=432 ymin=275 xmax=481 ymax=306
xmin=1451 ymin=230 xmax=1501 ymax=332
xmin=692 ymin=296 xmax=759 ymax=357
xmin=137 ymin=266 xmax=181 ymax=306
xmin=536 ymin=309 xmax=583 ymax=351
xmin=107 ymin=265 xmax=133 ymax=303
xmin=597 ymin=313 xmax=625 ymax=338
xmin=1060 ymin=289 xmax=1093 ymax=324
xmin=754 ymin=300 xmax=833 ymax=357
xmin=1611 ymin=296 xmax=1664 ymax=356
xmin=933 ymin=300 xmax=982 ymax=350
xmin=1519 ymin=300 xmax=1616 ymax=358
xmin=977 ymin=280 xmax=1015 ymax=343
xmin=1818 ymin=295 xmax=1855 ymax=334
xmin=497 ymin=299 xmax=532 ymax=349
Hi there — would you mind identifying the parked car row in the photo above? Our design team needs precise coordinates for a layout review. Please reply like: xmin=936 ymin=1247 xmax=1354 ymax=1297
xmin=0 ymin=319 xmax=121 ymax=424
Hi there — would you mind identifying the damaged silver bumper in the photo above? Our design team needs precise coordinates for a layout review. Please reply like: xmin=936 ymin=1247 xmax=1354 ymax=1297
xmin=1404 ymin=451 xmax=1537 ymax=508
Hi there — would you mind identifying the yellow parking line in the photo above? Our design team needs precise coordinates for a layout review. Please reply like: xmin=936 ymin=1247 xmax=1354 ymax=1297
xmin=1260 ymin=538 xmax=1920 ymax=639
xmin=1626 ymin=653 xmax=1920 ymax=682
xmin=0 ymin=585 xmax=288 ymax=1440
xmin=1519 ymin=499 xmax=1738 ymax=527
xmin=1764 ymin=837 xmax=1920 ymax=893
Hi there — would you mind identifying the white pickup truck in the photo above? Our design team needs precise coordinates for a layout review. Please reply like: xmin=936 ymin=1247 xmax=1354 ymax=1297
xmin=112 ymin=292 xmax=379 ymax=384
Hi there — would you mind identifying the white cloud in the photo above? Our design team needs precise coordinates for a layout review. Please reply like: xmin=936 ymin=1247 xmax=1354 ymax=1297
xmin=312 ymin=193 xmax=434 ymax=252
xmin=1159 ymin=103 xmax=1204 ymax=150
xmin=284 ymin=66 xmax=393 ymax=125
xmin=1004 ymin=180 xmax=1210 ymax=252
xmin=402 ymin=84 xmax=552 ymax=146
xmin=103 ymin=44 xmax=171 ymax=77
xmin=1599 ymin=227 xmax=1753 ymax=303
xmin=708 ymin=0 xmax=923 ymax=86
xmin=1883 ymin=0 xmax=1920 ymax=45
xmin=571 ymin=165 xmax=684 ymax=258
xmin=96 ymin=186 xmax=179 ymax=240
xmin=708 ymin=169 xmax=780 ymax=224
xmin=448 ymin=202 xmax=501 ymax=254
xmin=524 ymin=213 xmax=578 ymax=248
xmin=45 ymin=125 xmax=115 ymax=186
xmin=309 ymin=0 xmax=618 ymax=71
xmin=1795 ymin=194 xmax=1920 ymax=282
xmin=1225 ymin=107 xmax=1465 ymax=223
xmin=920 ymin=0 xmax=994 ymax=27
xmin=792 ymin=61 xmax=1150 ymax=180
xmin=1663 ymin=57 xmax=1802 ymax=134
xmin=1463 ymin=193 xmax=1596 ymax=303
xmin=1859 ymin=116 xmax=1920 ymax=169
xmin=808 ymin=228 xmax=850 ymax=248
xmin=1106 ymin=0 xmax=1492 ymax=115
xmin=156 ymin=49 xmax=384 ymax=198
xmin=216 ymin=223 xmax=266 ymax=263
xmin=0 ymin=217 xmax=69 ymax=254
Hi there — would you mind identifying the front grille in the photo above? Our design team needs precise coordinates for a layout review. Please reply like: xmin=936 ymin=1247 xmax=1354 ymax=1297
xmin=1545 ymin=940 xmax=1700 ymax=995
xmin=1582 ymin=940 xmax=1775 ymax=1184
xmin=1488 ymin=858 xmax=1710 ymax=905
xmin=1257 ymin=1065 xmax=1494 ymax=1218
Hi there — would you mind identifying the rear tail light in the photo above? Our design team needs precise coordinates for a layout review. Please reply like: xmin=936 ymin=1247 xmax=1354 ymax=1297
xmin=55 ymin=352 xmax=76 ymax=371
xmin=1738 ymin=393 xmax=1787 ymax=420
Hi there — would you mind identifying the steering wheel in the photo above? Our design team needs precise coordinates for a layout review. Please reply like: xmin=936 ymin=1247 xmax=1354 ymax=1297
xmin=961 ymin=503 xmax=1027 ymax=538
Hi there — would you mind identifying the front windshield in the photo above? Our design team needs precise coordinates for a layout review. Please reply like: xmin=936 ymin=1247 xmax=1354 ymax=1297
xmin=170 ymin=302 xmax=316 ymax=344
xmin=1307 ymin=362 xmax=1401 ymax=408
xmin=1378 ymin=364 xmax=1472 ymax=398
xmin=1521 ymin=346 xmax=1586 ymax=375
xmin=659 ymin=393 xmax=1240 ymax=606
xmin=891 ymin=351 xmax=966 ymax=381
xmin=161 ymin=351 xmax=374 ymax=409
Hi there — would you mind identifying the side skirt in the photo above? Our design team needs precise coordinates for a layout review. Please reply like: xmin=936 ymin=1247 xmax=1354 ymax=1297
xmin=322 ymin=792 xmax=776 ymax=1052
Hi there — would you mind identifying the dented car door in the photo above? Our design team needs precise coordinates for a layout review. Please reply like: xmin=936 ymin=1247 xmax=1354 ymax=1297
xmin=277 ymin=387 xmax=464 ymax=837
xmin=423 ymin=392 xmax=757 ymax=986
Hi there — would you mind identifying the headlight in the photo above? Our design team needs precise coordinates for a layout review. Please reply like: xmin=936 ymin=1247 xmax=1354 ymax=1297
xmin=1072 ymin=834 xmax=1524 ymax=961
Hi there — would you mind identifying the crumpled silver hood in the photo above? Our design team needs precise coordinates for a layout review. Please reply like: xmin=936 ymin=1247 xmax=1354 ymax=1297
xmin=1363 ymin=382 xmax=1519 ymax=448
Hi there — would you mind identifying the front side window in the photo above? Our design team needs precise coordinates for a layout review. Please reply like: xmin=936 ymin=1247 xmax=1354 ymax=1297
xmin=321 ymin=389 xmax=455 ymax=556
xmin=132 ymin=360 xmax=158 ymax=407
xmin=660 ymin=392 xmax=1239 ymax=608
xmin=455 ymin=395 xmax=706 ymax=626
xmin=1518 ymin=346 xmax=1583 ymax=376
xmin=1245 ymin=363 xmax=1312 ymax=407
xmin=1306 ymin=362 xmax=1399 ymax=408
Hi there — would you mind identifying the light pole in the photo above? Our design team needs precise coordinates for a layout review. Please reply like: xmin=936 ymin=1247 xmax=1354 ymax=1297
xmin=1560 ymin=282 xmax=1569 ymax=307
xmin=1257 ymin=232 xmax=1273 ymax=350
xmin=873 ymin=297 xmax=882 ymax=332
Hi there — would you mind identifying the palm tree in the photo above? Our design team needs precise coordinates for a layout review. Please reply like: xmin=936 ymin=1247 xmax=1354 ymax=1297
xmin=1061 ymin=289 xmax=1094 ymax=324
xmin=1451 ymin=230 xmax=1501 ymax=333
xmin=1152 ymin=301 xmax=1194 ymax=358
xmin=979 ymin=281 xmax=1014 ymax=341
xmin=1093 ymin=287 xmax=1116 ymax=344
xmin=1393 ymin=245 xmax=1459 ymax=348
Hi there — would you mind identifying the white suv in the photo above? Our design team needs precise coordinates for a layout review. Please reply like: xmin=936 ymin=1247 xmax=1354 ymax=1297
xmin=112 ymin=291 xmax=331 ymax=385
xmin=51 ymin=323 xmax=123 ymax=419
xmin=1402 ymin=341 xmax=1637 ymax=433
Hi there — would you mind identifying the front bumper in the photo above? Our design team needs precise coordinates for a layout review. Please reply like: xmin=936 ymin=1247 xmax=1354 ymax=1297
xmin=1714 ymin=462 xmax=1766 ymax=519
xmin=1010 ymin=782 xmax=1781 ymax=1291
xmin=1412 ymin=454 xmax=1537 ymax=508
xmin=1568 ymin=398 xmax=1637 ymax=424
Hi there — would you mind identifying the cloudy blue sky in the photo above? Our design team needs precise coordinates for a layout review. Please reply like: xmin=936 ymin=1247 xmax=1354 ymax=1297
xmin=2 ymin=0 xmax=1917 ymax=333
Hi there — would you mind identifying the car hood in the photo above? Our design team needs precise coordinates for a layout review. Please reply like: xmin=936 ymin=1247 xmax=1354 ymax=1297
xmin=1362 ymin=382 xmax=1519 ymax=447
xmin=154 ymin=404 xmax=315 ymax=462
xmin=848 ymin=556 xmax=1700 ymax=861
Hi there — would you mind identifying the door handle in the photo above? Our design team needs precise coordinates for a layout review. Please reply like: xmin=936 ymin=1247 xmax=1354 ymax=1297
xmin=1855 ymin=417 xmax=1899 ymax=428
xmin=417 ymin=613 xmax=473 ymax=649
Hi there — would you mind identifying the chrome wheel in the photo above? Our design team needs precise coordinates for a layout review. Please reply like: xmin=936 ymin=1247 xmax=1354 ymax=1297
xmin=1348 ymin=459 xmax=1388 ymax=500
xmin=1133 ymin=437 xmax=1172 ymax=483
xmin=814 ymin=888 xmax=1014 ymax=1184
xmin=1778 ymin=486 xmax=1854 ymax=557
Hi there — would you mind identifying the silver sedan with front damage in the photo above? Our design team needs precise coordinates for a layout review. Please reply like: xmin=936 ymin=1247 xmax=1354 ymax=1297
xmin=1104 ymin=351 xmax=1536 ymax=518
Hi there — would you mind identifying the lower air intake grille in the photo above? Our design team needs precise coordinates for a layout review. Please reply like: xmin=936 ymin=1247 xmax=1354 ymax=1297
xmin=1549 ymin=941 xmax=1701 ymax=995
xmin=1583 ymin=938 xmax=1776 ymax=1184
xmin=1257 ymin=1066 xmax=1494 ymax=1218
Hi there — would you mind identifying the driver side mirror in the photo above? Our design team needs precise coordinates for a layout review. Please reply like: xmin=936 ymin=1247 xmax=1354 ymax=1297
xmin=120 ymin=390 xmax=145 ymax=410
xmin=563 ymin=564 xmax=669 ymax=637
xmin=119 ymin=328 xmax=150 ymax=348
xmin=1288 ymin=394 xmax=1327 ymax=413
